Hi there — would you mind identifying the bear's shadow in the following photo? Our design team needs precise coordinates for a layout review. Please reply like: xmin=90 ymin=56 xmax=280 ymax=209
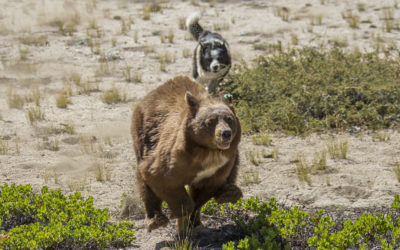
xmin=155 ymin=223 xmax=241 ymax=250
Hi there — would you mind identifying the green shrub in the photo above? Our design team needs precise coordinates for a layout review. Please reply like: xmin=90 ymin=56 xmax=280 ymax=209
xmin=202 ymin=195 xmax=400 ymax=249
xmin=0 ymin=184 xmax=135 ymax=249
xmin=221 ymin=48 xmax=400 ymax=135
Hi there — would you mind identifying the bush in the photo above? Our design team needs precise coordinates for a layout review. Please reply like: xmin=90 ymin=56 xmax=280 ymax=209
xmin=0 ymin=184 xmax=135 ymax=249
xmin=202 ymin=195 xmax=400 ymax=249
xmin=221 ymin=48 xmax=400 ymax=135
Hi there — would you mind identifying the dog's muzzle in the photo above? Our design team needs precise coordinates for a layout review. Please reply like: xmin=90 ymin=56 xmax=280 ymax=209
xmin=210 ymin=60 xmax=222 ymax=72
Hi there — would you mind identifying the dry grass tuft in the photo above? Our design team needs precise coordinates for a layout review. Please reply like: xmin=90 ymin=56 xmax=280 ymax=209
xmin=101 ymin=87 xmax=127 ymax=104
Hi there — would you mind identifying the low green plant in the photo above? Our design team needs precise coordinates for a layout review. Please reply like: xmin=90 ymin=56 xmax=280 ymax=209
xmin=0 ymin=184 xmax=135 ymax=249
xmin=203 ymin=195 xmax=400 ymax=249
xmin=221 ymin=48 xmax=400 ymax=135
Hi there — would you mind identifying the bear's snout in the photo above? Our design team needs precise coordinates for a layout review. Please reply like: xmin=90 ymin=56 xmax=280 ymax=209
xmin=215 ymin=123 xmax=233 ymax=150
xmin=221 ymin=129 xmax=232 ymax=140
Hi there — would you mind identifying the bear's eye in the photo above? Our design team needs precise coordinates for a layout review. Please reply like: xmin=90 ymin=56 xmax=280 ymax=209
xmin=205 ymin=118 xmax=217 ymax=127
xmin=225 ymin=117 xmax=234 ymax=125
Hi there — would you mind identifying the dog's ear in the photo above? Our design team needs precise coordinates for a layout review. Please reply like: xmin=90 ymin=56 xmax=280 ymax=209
xmin=220 ymin=91 xmax=233 ymax=107
xmin=185 ymin=91 xmax=200 ymax=111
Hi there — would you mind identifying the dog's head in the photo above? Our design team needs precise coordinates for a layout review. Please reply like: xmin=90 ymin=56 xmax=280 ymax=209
xmin=198 ymin=33 xmax=231 ymax=75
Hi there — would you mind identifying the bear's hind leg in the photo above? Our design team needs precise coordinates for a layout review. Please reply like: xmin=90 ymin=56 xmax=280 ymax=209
xmin=136 ymin=171 xmax=169 ymax=232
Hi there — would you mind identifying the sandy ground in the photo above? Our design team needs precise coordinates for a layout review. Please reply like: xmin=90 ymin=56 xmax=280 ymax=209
xmin=1 ymin=0 xmax=400 ymax=248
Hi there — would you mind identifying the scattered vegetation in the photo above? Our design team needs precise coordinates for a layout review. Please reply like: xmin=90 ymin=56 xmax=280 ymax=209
xmin=241 ymin=168 xmax=261 ymax=186
xmin=56 ymin=92 xmax=71 ymax=108
xmin=19 ymin=34 xmax=48 ymax=46
xmin=327 ymin=139 xmax=348 ymax=159
xmin=0 ymin=138 xmax=8 ymax=155
xmin=221 ymin=48 xmax=400 ymax=135
xmin=290 ymin=33 xmax=298 ymax=45
xmin=66 ymin=175 xmax=88 ymax=192
xmin=213 ymin=21 xmax=230 ymax=31
xmin=382 ymin=7 xmax=398 ymax=32
xmin=372 ymin=131 xmax=391 ymax=142
xmin=251 ymin=133 xmax=271 ymax=145
xmin=357 ymin=2 xmax=366 ymax=11
xmin=182 ymin=48 xmax=191 ymax=58
xmin=342 ymin=9 xmax=360 ymax=28
xmin=313 ymin=150 xmax=327 ymax=170
xmin=296 ymin=156 xmax=312 ymax=186
xmin=7 ymin=89 xmax=25 ymax=109
xmin=245 ymin=148 xmax=261 ymax=166
xmin=168 ymin=28 xmax=175 ymax=43
xmin=94 ymin=161 xmax=112 ymax=182
xmin=158 ymin=51 xmax=176 ymax=72
xmin=101 ymin=87 xmax=127 ymax=104
xmin=273 ymin=6 xmax=290 ymax=22
xmin=178 ymin=17 xmax=186 ymax=30
xmin=26 ymin=107 xmax=45 ymax=125
xmin=0 ymin=184 xmax=135 ymax=249
xmin=309 ymin=15 xmax=323 ymax=25
xmin=394 ymin=162 xmax=400 ymax=182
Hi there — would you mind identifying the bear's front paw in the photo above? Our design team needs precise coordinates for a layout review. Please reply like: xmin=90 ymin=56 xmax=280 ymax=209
xmin=145 ymin=212 xmax=169 ymax=232
xmin=215 ymin=184 xmax=243 ymax=204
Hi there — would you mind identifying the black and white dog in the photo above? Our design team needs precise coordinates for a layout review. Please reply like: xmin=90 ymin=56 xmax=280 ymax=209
xmin=186 ymin=12 xmax=231 ymax=92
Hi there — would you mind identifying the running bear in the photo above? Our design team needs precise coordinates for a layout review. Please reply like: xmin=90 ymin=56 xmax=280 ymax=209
xmin=131 ymin=76 xmax=242 ymax=233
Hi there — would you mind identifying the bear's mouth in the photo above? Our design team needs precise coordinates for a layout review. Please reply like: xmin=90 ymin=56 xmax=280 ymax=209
xmin=216 ymin=139 xmax=231 ymax=150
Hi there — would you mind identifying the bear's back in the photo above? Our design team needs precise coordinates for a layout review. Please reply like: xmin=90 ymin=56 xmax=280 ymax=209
xmin=142 ymin=76 xmax=208 ymax=110
xmin=132 ymin=76 xmax=209 ymax=159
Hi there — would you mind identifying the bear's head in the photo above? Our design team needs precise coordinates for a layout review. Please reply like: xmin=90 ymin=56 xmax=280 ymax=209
xmin=185 ymin=91 xmax=239 ymax=150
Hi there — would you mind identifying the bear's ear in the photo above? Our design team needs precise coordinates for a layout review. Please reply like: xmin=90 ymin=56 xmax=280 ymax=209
xmin=220 ymin=91 xmax=233 ymax=106
xmin=185 ymin=91 xmax=200 ymax=110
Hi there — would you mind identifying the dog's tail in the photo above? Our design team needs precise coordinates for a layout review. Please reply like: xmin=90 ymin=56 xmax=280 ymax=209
xmin=186 ymin=12 xmax=203 ymax=41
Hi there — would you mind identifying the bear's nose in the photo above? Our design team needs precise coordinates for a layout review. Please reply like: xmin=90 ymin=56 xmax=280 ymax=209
xmin=221 ymin=129 xmax=232 ymax=140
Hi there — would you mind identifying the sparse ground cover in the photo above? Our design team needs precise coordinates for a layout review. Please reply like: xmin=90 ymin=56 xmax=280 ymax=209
xmin=1 ymin=0 xmax=400 ymax=248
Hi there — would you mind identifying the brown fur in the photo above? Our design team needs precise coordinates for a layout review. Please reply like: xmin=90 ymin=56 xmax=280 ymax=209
xmin=131 ymin=76 xmax=242 ymax=233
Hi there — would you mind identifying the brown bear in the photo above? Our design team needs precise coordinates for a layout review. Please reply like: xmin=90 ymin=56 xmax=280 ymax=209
xmin=131 ymin=76 xmax=242 ymax=233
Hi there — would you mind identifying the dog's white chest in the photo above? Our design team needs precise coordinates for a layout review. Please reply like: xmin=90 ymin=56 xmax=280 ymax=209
xmin=192 ymin=152 xmax=229 ymax=184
